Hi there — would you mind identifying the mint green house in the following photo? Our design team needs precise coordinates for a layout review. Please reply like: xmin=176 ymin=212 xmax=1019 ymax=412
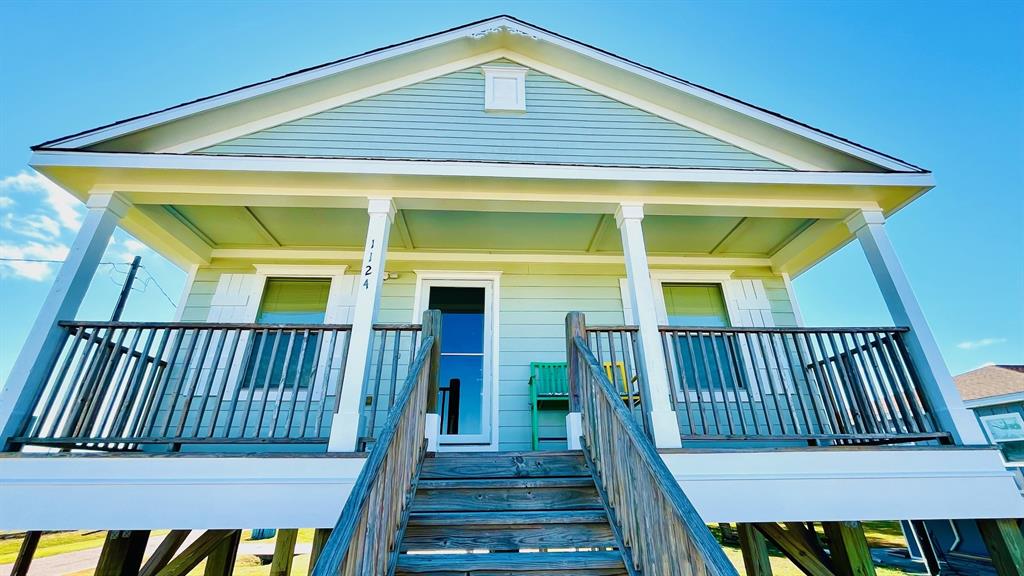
xmin=1 ymin=16 xmax=1021 ymax=576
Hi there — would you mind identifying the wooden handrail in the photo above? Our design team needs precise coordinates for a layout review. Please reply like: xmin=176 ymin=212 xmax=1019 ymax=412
xmin=312 ymin=327 xmax=437 ymax=575
xmin=658 ymin=325 xmax=910 ymax=333
xmin=571 ymin=333 xmax=738 ymax=576
xmin=58 ymin=320 xmax=355 ymax=330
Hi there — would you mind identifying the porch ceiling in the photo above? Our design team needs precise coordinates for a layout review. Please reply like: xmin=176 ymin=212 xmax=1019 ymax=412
xmin=155 ymin=203 xmax=814 ymax=257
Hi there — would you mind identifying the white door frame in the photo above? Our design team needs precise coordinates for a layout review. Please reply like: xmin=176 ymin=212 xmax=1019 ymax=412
xmin=413 ymin=270 xmax=501 ymax=451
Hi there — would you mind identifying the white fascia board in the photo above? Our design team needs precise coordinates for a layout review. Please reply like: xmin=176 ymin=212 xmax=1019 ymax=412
xmin=38 ymin=18 xmax=516 ymax=150
xmin=661 ymin=447 xmax=1024 ymax=523
xmin=0 ymin=455 xmax=366 ymax=530
xmin=964 ymin=392 xmax=1024 ymax=409
xmin=29 ymin=150 xmax=937 ymax=188
xmin=38 ymin=16 xmax=921 ymax=173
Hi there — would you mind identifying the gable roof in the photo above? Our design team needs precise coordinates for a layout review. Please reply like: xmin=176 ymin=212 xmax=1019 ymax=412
xmin=197 ymin=60 xmax=791 ymax=170
xmin=956 ymin=365 xmax=1024 ymax=402
xmin=32 ymin=15 xmax=925 ymax=173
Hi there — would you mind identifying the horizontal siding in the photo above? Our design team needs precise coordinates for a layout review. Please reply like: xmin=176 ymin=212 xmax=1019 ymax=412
xmin=377 ymin=262 xmax=626 ymax=451
xmin=201 ymin=61 xmax=789 ymax=170
xmin=180 ymin=262 xmax=800 ymax=451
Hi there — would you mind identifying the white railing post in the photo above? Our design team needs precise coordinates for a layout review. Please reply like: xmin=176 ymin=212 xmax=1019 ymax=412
xmin=329 ymin=197 xmax=395 ymax=451
xmin=615 ymin=203 xmax=682 ymax=448
xmin=0 ymin=192 xmax=130 ymax=448
xmin=847 ymin=209 xmax=986 ymax=445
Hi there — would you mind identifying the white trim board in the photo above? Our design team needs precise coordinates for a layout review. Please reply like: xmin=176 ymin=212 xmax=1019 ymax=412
xmin=662 ymin=448 xmax=1024 ymax=522
xmin=30 ymin=150 xmax=936 ymax=188
xmin=0 ymin=456 xmax=365 ymax=530
xmin=964 ymin=392 xmax=1024 ymax=409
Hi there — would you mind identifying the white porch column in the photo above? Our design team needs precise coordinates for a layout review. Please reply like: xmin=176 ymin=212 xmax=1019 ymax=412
xmin=0 ymin=192 xmax=130 ymax=448
xmin=847 ymin=209 xmax=986 ymax=445
xmin=329 ymin=197 xmax=395 ymax=451
xmin=615 ymin=203 xmax=682 ymax=448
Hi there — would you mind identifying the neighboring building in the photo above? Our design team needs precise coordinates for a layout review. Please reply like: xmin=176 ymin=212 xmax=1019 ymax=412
xmin=914 ymin=366 xmax=1024 ymax=566
xmin=959 ymin=364 xmax=1024 ymax=462
xmin=1 ymin=15 xmax=1022 ymax=576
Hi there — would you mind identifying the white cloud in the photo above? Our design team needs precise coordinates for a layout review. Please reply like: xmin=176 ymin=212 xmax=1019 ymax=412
xmin=107 ymin=236 xmax=150 ymax=263
xmin=0 ymin=241 xmax=70 ymax=281
xmin=956 ymin=337 xmax=1007 ymax=350
xmin=0 ymin=196 xmax=14 ymax=209
xmin=2 ymin=213 xmax=61 ymax=240
xmin=0 ymin=170 xmax=83 ymax=231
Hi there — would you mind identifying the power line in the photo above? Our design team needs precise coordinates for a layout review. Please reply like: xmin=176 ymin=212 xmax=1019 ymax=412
xmin=0 ymin=257 xmax=124 ymax=265
xmin=1 ymin=256 xmax=178 ymax=308
xmin=137 ymin=265 xmax=177 ymax=308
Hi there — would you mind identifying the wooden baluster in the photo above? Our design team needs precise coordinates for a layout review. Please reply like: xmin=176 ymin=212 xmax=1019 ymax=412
xmin=279 ymin=329 xmax=312 ymax=438
xmin=31 ymin=327 xmax=85 ymax=439
xmin=268 ymin=329 xmax=300 ymax=437
xmin=109 ymin=328 xmax=158 ymax=441
xmin=205 ymin=329 xmax=242 ymax=439
xmin=132 ymin=327 xmax=176 ymax=440
xmin=315 ymin=328 xmax=340 ymax=437
xmin=257 ymin=330 xmax=295 ymax=437
xmin=186 ymin=328 xmax=227 ymax=440
xmin=223 ymin=328 xmax=263 ymax=440
xmin=173 ymin=328 xmax=215 ymax=439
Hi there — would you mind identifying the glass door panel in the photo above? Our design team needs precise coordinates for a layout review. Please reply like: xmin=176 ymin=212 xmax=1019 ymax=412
xmin=427 ymin=285 xmax=490 ymax=443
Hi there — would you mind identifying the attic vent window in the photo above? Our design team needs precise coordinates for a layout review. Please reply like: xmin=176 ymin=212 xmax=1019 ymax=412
xmin=482 ymin=65 xmax=527 ymax=112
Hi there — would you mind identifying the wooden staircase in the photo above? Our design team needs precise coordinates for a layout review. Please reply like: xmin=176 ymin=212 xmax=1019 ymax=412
xmin=394 ymin=451 xmax=628 ymax=575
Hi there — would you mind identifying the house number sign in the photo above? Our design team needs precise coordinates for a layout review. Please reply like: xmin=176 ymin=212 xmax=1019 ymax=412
xmin=362 ymin=238 xmax=376 ymax=290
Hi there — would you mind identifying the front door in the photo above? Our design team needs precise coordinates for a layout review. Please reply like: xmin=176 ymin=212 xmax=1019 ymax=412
xmin=420 ymin=280 xmax=494 ymax=446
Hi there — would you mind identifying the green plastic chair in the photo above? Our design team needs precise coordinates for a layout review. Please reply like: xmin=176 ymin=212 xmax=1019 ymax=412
xmin=529 ymin=362 xmax=569 ymax=449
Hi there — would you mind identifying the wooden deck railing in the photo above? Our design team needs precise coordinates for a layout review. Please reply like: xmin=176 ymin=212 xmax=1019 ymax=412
xmin=311 ymin=325 xmax=437 ymax=576
xmin=13 ymin=321 xmax=352 ymax=450
xmin=660 ymin=326 xmax=950 ymax=445
xmin=586 ymin=326 xmax=650 ymax=437
xmin=569 ymin=325 xmax=738 ymax=576
xmin=357 ymin=323 xmax=423 ymax=450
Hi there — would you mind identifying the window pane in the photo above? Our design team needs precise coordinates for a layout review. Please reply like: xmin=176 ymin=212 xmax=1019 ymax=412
xmin=429 ymin=287 xmax=485 ymax=354
xmin=437 ymin=355 xmax=484 ymax=436
xmin=256 ymin=278 xmax=331 ymax=324
xmin=245 ymin=278 xmax=331 ymax=390
xmin=663 ymin=283 xmax=729 ymax=327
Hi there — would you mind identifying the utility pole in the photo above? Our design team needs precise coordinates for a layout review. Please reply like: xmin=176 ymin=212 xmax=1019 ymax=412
xmin=110 ymin=256 xmax=142 ymax=321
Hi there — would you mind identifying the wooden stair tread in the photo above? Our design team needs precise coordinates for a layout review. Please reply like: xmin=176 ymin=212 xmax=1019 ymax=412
xmin=395 ymin=551 xmax=626 ymax=573
xmin=416 ymin=477 xmax=594 ymax=490
xmin=400 ymin=452 xmax=620 ymax=568
xmin=421 ymin=452 xmax=589 ymax=480
xmin=403 ymin=510 xmax=617 ymax=551
xmin=408 ymin=510 xmax=609 ymax=526
xmin=411 ymin=481 xmax=601 ymax=512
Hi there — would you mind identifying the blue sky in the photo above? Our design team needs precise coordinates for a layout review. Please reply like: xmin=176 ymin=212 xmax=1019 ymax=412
xmin=1 ymin=1 xmax=1021 ymax=381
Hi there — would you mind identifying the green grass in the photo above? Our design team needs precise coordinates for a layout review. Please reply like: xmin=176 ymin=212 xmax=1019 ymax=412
xmin=0 ymin=531 xmax=111 ymax=565
xmin=717 ymin=543 xmax=910 ymax=576
xmin=711 ymin=523 xmax=913 ymax=576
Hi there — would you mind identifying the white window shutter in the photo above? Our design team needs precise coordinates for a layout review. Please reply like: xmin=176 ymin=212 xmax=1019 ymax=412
xmin=723 ymin=279 xmax=774 ymax=328
xmin=207 ymin=274 xmax=260 ymax=323
xmin=327 ymin=275 xmax=358 ymax=324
